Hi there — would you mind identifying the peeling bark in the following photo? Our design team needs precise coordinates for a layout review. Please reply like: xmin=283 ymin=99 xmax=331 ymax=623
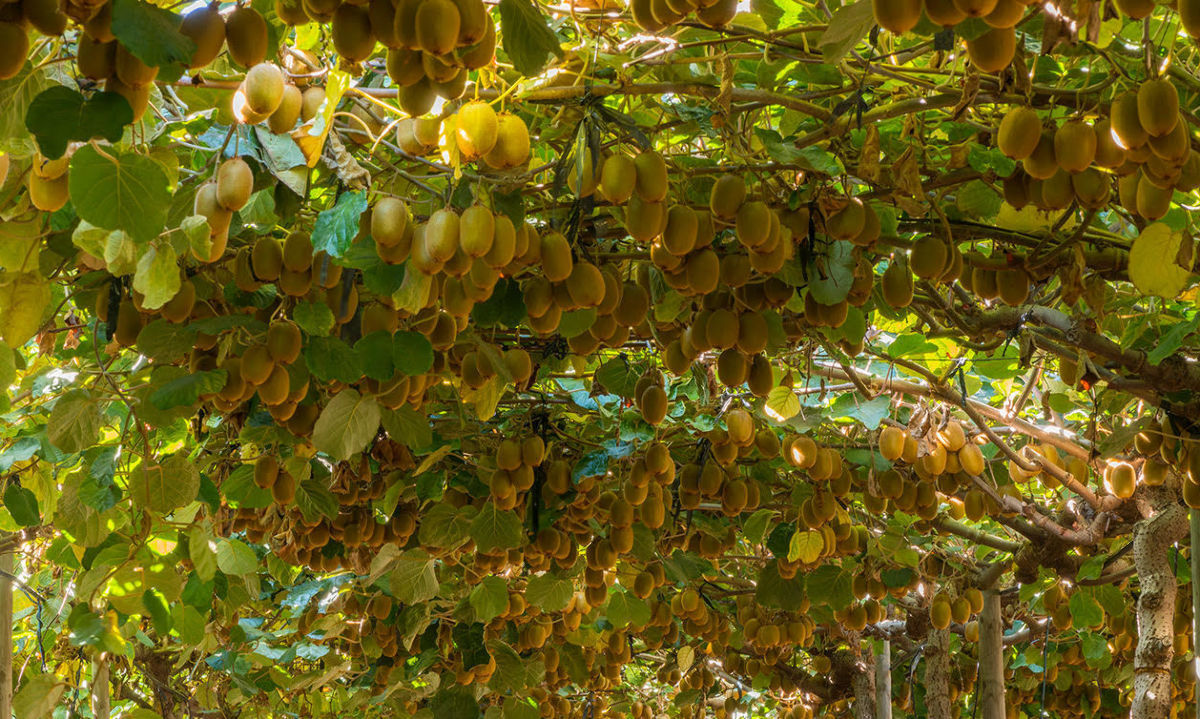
xmin=1131 ymin=502 xmax=1189 ymax=719
xmin=979 ymin=590 xmax=1005 ymax=719
xmin=92 ymin=656 xmax=110 ymax=719
xmin=925 ymin=628 xmax=952 ymax=719
xmin=852 ymin=641 xmax=875 ymax=719
xmin=875 ymin=640 xmax=892 ymax=719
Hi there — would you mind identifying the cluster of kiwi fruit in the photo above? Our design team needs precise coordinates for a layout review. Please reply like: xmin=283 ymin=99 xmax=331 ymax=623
xmin=996 ymin=81 xmax=1200 ymax=225
xmin=448 ymin=100 xmax=531 ymax=169
xmin=629 ymin=0 xmax=737 ymax=33
xmin=872 ymin=0 xmax=1034 ymax=73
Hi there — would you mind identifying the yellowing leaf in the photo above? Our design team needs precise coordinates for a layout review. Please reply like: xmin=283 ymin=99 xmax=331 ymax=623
xmin=995 ymin=203 xmax=1077 ymax=233
xmin=132 ymin=240 xmax=180 ymax=310
xmin=788 ymin=530 xmax=824 ymax=564
xmin=1129 ymin=222 xmax=1193 ymax=299
xmin=0 ymin=272 xmax=50 ymax=346
xmin=292 ymin=69 xmax=350 ymax=168
xmin=764 ymin=386 xmax=800 ymax=422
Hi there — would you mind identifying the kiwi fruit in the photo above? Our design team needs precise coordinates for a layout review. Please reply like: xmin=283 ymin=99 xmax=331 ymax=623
xmin=1109 ymin=91 xmax=1148 ymax=149
xmin=105 ymin=76 xmax=151 ymax=121
xmin=283 ymin=232 xmax=313 ymax=272
xmin=372 ymin=197 xmax=409 ymax=248
xmin=1138 ymin=79 xmax=1179 ymax=137
xmin=633 ymin=150 xmax=669 ymax=202
xmin=268 ymin=85 xmax=303 ymax=134
xmin=28 ymin=172 xmax=68 ymax=212
xmin=997 ymin=107 xmax=1041 ymax=160
xmin=415 ymin=0 xmax=461 ymax=55
xmin=0 ymin=24 xmax=26 ymax=81
xmin=1021 ymin=131 xmax=1058 ymax=180
xmin=953 ymin=0 xmax=998 ymax=15
xmin=225 ymin=6 xmax=269 ymax=68
xmin=115 ymin=43 xmax=159 ymax=87
xmin=425 ymin=208 xmax=460 ymax=262
xmin=968 ymin=26 xmax=1016 ymax=73
xmin=78 ymin=35 xmax=116 ymax=79
xmin=301 ymin=86 xmax=326 ymax=122
xmin=1107 ymin=461 xmax=1136 ymax=498
xmin=872 ymin=0 xmax=921 ymax=33
xmin=1135 ymin=173 xmax=1172 ymax=220
xmin=399 ymin=77 xmax=437 ymax=116
xmin=639 ymin=384 xmax=668 ymax=425
xmin=243 ymin=62 xmax=285 ymax=116
xmin=983 ymin=0 xmax=1023 ymax=27
xmin=826 ymin=199 xmax=866 ymax=242
xmin=696 ymin=0 xmax=736 ymax=27
xmin=625 ymin=196 xmax=666 ymax=243
xmin=180 ymin=5 xmax=226 ymax=68
xmin=251 ymin=237 xmax=284 ymax=282
xmin=1114 ymin=0 xmax=1155 ymax=18
xmin=924 ymin=0 xmax=966 ymax=25
xmin=662 ymin=205 xmax=698 ymax=256
xmin=735 ymin=201 xmax=771 ymax=249
xmin=1052 ymin=120 xmax=1097 ymax=173
xmin=482 ymin=114 xmax=530 ymax=169
xmin=114 ymin=297 xmax=142 ymax=347
xmin=216 ymin=157 xmax=254 ymax=211
xmin=23 ymin=0 xmax=67 ymax=36
xmin=459 ymin=204 xmax=495 ymax=258
xmin=600 ymin=154 xmax=637 ymax=204
xmin=456 ymin=100 xmax=499 ymax=160
xmin=541 ymin=231 xmax=573 ymax=283
xmin=275 ymin=0 xmax=310 ymax=25
xmin=709 ymin=174 xmax=746 ymax=220
xmin=995 ymin=268 xmax=1029 ymax=306
xmin=881 ymin=256 xmax=914 ymax=307
xmin=332 ymin=3 xmax=378 ymax=62
xmin=267 ymin=321 xmax=303 ymax=364
xmin=1183 ymin=0 xmax=1200 ymax=38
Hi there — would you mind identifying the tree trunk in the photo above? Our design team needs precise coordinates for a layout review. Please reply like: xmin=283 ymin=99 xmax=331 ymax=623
xmin=875 ymin=639 xmax=892 ymax=719
xmin=1191 ymin=509 xmax=1200 ymax=719
xmin=1131 ymin=502 xmax=1189 ymax=719
xmin=92 ymin=656 xmax=110 ymax=719
xmin=979 ymin=589 xmax=1005 ymax=719
xmin=852 ymin=641 xmax=876 ymax=719
xmin=0 ymin=550 xmax=12 ymax=719
xmin=926 ymin=628 xmax=952 ymax=719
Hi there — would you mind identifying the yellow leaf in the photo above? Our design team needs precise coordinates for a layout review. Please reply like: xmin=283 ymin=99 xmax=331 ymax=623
xmin=765 ymin=386 xmax=800 ymax=422
xmin=788 ymin=530 xmax=824 ymax=564
xmin=291 ymin=69 xmax=351 ymax=168
xmin=0 ymin=272 xmax=50 ymax=346
xmin=1129 ymin=222 xmax=1193 ymax=299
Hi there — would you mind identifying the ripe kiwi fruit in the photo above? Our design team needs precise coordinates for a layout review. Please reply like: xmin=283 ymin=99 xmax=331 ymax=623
xmin=1053 ymin=120 xmax=1097 ymax=173
xmin=639 ymin=384 xmax=668 ymax=425
xmin=1109 ymin=91 xmax=1148 ymax=149
xmin=735 ymin=201 xmax=771 ymax=249
xmin=386 ymin=48 xmax=424 ymax=87
xmin=28 ymin=173 xmax=68 ymax=212
xmin=1183 ymin=0 xmax=1200 ymax=38
xmin=625 ymin=196 xmax=666 ymax=243
xmin=997 ymin=106 xmax=1042 ymax=160
xmin=967 ymin=26 xmax=1015 ymax=73
xmin=1138 ymin=79 xmax=1179 ymax=137
xmin=871 ymin=0 xmax=921 ymax=34
xmin=1135 ymin=173 xmax=1172 ymax=220
xmin=415 ymin=0 xmax=461 ymax=55
xmin=23 ymin=0 xmax=66 ymax=36
xmin=459 ymin=204 xmax=495 ymax=258
xmin=399 ymin=77 xmax=438 ymax=116
xmin=633 ymin=150 xmax=668 ymax=202
xmin=924 ymin=0 xmax=966 ymax=25
xmin=181 ymin=5 xmax=226 ymax=68
xmin=115 ymin=43 xmax=158 ymax=87
xmin=709 ymin=174 xmax=746 ymax=220
xmin=662 ymin=205 xmax=698 ymax=256
xmin=1021 ymin=131 xmax=1058 ymax=180
xmin=425 ymin=208 xmax=460 ymax=263
xmin=1114 ymin=0 xmax=1154 ymax=18
xmin=953 ymin=0 xmax=998 ymax=15
xmin=456 ymin=101 xmax=499 ymax=160
xmin=77 ymin=35 xmax=116 ymax=79
xmin=268 ymin=85 xmax=303 ymax=134
xmin=600 ymin=154 xmax=637 ymax=204
xmin=983 ymin=0 xmax=1023 ymax=27
xmin=243 ymin=62 xmax=285 ymax=116
xmin=251 ymin=237 xmax=284 ymax=282
xmin=995 ymin=268 xmax=1029 ymax=306
xmin=826 ymin=199 xmax=866 ymax=242
xmin=372 ymin=197 xmax=409 ymax=248
xmin=225 ymin=6 xmax=269 ymax=68
xmin=909 ymin=236 xmax=949 ymax=280
xmin=113 ymin=297 xmax=142 ymax=347
xmin=1092 ymin=119 xmax=1126 ymax=168
xmin=216 ymin=157 xmax=254 ymax=211
xmin=283 ymin=232 xmax=313 ymax=272
xmin=541 ymin=231 xmax=573 ymax=282
xmin=275 ymin=0 xmax=310 ymax=25
xmin=482 ymin=114 xmax=530 ymax=169
xmin=696 ymin=0 xmax=736 ymax=27
xmin=881 ymin=256 xmax=914 ymax=307
xmin=332 ymin=3 xmax=377 ymax=62
xmin=254 ymin=455 xmax=280 ymax=489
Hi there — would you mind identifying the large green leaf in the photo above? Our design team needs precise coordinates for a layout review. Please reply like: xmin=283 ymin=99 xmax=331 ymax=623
xmin=497 ymin=0 xmax=564 ymax=77
xmin=468 ymin=501 xmax=523 ymax=553
xmin=68 ymin=145 xmax=173 ymax=244
xmin=128 ymin=453 xmax=199 ymax=513
xmin=24 ymin=87 xmax=132 ymax=160
xmin=312 ymin=390 xmax=381 ymax=460
xmin=47 ymin=389 xmax=102 ymax=454
xmin=110 ymin=0 xmax=195 ymax=69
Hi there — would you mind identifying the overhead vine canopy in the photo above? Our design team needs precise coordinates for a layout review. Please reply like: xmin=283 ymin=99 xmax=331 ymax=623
xmin=5 ymin=0 xmax=1200 ymax=716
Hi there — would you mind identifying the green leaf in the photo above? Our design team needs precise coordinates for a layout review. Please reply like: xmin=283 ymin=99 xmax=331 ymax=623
xmin=312 ymin=191 xmax=368 ymax=258
xmin=807 ymin=239 xmax=856 ymax=304
xmin=1068 ymin=591 xmax=1104 ymax=629
xmin=429 ymin=687 xmax=481 ymax=719
xmin=172 ymin=603 xmax=206 ymax=645
xmin=142 ymin=588 xmax=172 ymax=634
xmin=295 ymin=478 xmax=339 ymax=522
xmin=469 ymin=501 xmax=524 ymax=553
xmin=471 ymin=277 xmax=526 ymax=328
xmin=68 ymin=144 xmax=172 ymax=244
xmin=818 ymin=0 xmax=874 ymax=62
xmin=128 ymin=453 xmax=199 ymax=513
xmin=418 ymin=502 xmax=474 ymax=548
xmin=355 ymin=331 xmax=395 ymax=381
xmin=469 ymin=576 xmax=510 ymax=623
xmin=594 ymin=358 xmax=641 ymax=399
xmin=294 ymin=301 xmax=335 ymax=336
xmin=215 ymin=538 xmax=258 ymax=575
xmin=497 ymin=0 xmax=564 ymax=76
xmin=956 ymin=179 xmax=1002 ymax=219
xmin=524 ymin=573 xmax=574 ymax=611
xmin=558 ymin=308 xmax=597 ymax=338
xmin=0 ymin=63 xmax=51 ymax=158
xmin=380 ymin=406 xmax=433 ymax=451
xmin=136 ymin=320 xmax=197 ymax=363
xmin=806 ymin=564 xmax=853 ymax=610
xmin=887 ymin=333 xmax=938 ymax=358
xmin=392 ymin=330 xmax=434 ymax=376
xmin=487 ymin=640 xmax=534 ymax=693
xmin=754 ymin=562 xmax=806 ymax=611
xmin=24 ymin=87 xmax=132 ymax=160
xmin=13 ymin=674 xmax=65 ymax=719
xmin=187 ymin=527 xmax=218 ymax=582
xmin=304 ymin=335 xmax=363 ymax=383
xmin=1147 ymin=313 xmax=1200 ymax=366
xmin=149 ymin=369 xmax=227 ymax=411
xmin=132 ymin=241 xmax=181 ymax=310
xmin=312 ymin=390 xmax=381 ymax=460
xmin=388 ymin=549 xmax=438 ymax=603
xmin=1129 ymin=222 xmax=1192 ymax=299
xmin=47 ymin=389 xmax=102 ymax=454
xmin=110 ymin=0 xmax=195 ymax=69
xmin=0 ymin=340 xmax=14 ymax=391
xmin=834 ymin=394 xmax=893 ymax=430
xmin=3 ymin=484 xmax=39 ymax=526
xmin=605 ymin=589 xmax=650 ymax=628
xmin=742 ymin=508 xmax=775 ymax=545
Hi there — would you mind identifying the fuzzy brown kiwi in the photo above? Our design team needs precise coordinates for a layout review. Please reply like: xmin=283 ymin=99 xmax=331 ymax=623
xmin=181 ymin=4 xmax=226 ymax=68
xmin=415 ymin=0 xmax=460 ymax=55
xmin=216 ymin=157 xmax=254 ymax=211
xmin=225 ymin=6 xmax=269 ymax=67
xmin=332 ymin=3 xmax=377 ymax=62
xmin=967 ymin=26 xmax=1015 ymax=73
xmin=872 ymin=0 xmax=921 ymax=33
